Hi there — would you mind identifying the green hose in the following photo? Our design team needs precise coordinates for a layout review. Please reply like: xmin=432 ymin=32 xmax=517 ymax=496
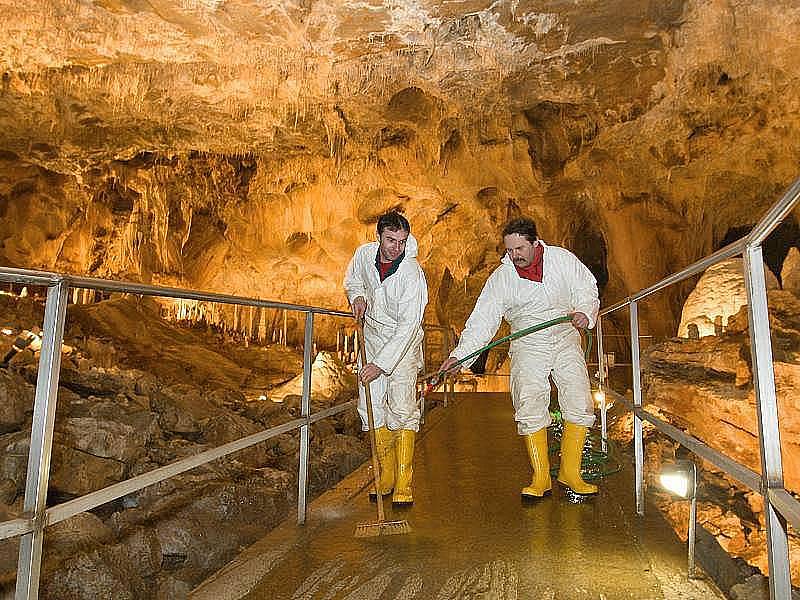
xmin=425 ymin=314 xmax=593 ymax=385
xmin=548 ymin=410 xmax=622 ymax=481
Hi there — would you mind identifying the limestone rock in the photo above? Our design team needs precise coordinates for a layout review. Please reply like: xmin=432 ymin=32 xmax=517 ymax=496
xmin=58 ymin=366 xmax=132 ymax=397
xmin=782 ymin=247 xmax=800 ymax=297
xmin=152 ymin=477 xmax=294 ymax=584
xmin=0 ymin=431 xmax=30 ymax=498
xmin=241 ymin=398 xmax=286 ymax=428
xmin=150 ymin=384 xmax=222 ymax=436
xmin=55 ymin=409 xmax=158 ymax=464
xmin=49 ymin=441 xmax=126 ymax=497
xmin=270 ymin=351 xmax=357 ymax=406
xmin=321 ymin=433 xmax=368 ymax=470
xmin=0 ymin=368 xmax=33 ymax=433
xmin=45 ymin=512 xmax=114 ymax=560
xmin=155 ymin=575 xmax=191 ymax=600
xmin=119 ymin=526 xmax=163 ymax=579
xmin=644 ymin=289 xmax=800 ymax=581
xmin=201 ymin=413 xmax=270 ymax=467
xmin=781 ymin=246 xmax=800 ymax=296
xmin=0 ymin=294 xmax=370 ymax=598
xmin=678 ymin=258 xmax=778 ymax=338
xmin=41 ymin=547 xmax=142 ymax=600
xmin=729 ymin=574 xmax=769 ymax=600
xmin=0 ymin=479 xmax=15 ymax=504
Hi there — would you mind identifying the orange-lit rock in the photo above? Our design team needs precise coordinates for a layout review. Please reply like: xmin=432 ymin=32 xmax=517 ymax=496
xmin=643 ymin=288 xmax=800 ymax=581
xmin=1 ymin=0 xmax=800 ymax=594
xmin=678 ymin=258 xmax=778 ymax=338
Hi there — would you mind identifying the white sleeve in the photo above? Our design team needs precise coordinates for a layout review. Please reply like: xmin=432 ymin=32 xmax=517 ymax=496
xmin=568 ymin=253 xmax=600 ymax=328
xmin=450 ymin=272 xmax=505 ymax=370
xmin=372 ymin=267 xmax=428 ymax=374
xmin=343 ymin=247 xmax=366 ymax=305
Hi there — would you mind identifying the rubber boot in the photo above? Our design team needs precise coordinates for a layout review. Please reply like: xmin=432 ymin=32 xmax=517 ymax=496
xmin=557 ymin=421 xmax=598 ymax=495
xmin=392 ymin=429 xmax=415 ymax=504
xmin=521 ymin=428 xmax=552 ymax=498
xmin=371 ymin=426 xmax=396 ymax=497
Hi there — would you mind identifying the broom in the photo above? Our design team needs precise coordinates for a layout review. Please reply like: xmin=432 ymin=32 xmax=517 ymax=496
xmin=354 ymin=322 xmax=412 ymax=538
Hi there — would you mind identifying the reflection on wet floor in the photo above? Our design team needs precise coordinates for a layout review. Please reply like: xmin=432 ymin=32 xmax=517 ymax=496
xmin=193 ymin=394 xmax=722 ymax=600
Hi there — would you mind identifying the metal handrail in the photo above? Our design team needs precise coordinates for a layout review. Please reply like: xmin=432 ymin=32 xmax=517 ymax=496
xmin=594 ymin=176 xmax=800 ymax=599
xmin=768 ymin=489 xmax=800 ymax=533
xmin=0 ymin=518 xmax=31 ymax=540
xmin=0 ymin=266 xmax=357 ymax=599
xmin=611 ymin=391 xmax=762 ymax=492
xmin=749 ymin=177 xmax=800 ymax=246
xmin=0 ymin=268 xmax=352 ymax=317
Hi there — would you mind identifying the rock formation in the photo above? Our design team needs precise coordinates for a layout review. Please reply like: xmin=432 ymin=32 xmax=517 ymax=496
xmin=0 ymin=0 xmax=798 ymax=343
xmin=677 ymin=257 xmax=779 ymax=338
xmin=636 ymin=266 xmax=800 ymax=581
xmin=0 ymin=293 xmax=365 ymax=598
xmin=2 ymin=0 xmax=800 ymax=594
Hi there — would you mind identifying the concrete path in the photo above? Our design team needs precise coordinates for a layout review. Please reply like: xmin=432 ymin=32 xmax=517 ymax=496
xmin=191 ymin=393 xmax=724 ymax=600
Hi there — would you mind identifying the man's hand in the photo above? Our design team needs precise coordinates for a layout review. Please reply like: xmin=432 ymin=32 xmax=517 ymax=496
xmin=359 ymin=362 xmax=384 ymax=384
xmin=439 ymin=356 xmax=460 ymax=374
xmin=351 ymin=296 xmax=367 ymax=322
xmin=570 ymin=311 xmax=589 ymax=329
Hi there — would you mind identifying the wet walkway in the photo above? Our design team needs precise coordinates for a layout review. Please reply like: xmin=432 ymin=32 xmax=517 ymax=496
xmin=191 ymin=393 xmax=723 ymax=600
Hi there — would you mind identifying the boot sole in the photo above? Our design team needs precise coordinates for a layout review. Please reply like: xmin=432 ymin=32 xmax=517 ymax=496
xmin=557 ymin=481 xmax=598 ymax=503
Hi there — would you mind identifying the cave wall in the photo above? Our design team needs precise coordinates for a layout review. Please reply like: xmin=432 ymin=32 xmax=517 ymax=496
xmin=0 ymin=0 xmax=799 ymax=342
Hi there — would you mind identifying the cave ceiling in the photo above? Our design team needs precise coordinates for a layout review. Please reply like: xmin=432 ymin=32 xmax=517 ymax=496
xmin=1 ymin=0 xmax=800 ymax=338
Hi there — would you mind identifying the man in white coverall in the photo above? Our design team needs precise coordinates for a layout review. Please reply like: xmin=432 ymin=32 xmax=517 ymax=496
xmin=344 ymin=211 xmax=428 ymax=504
xmin=440 ymin=217 xmax=600 ymax=498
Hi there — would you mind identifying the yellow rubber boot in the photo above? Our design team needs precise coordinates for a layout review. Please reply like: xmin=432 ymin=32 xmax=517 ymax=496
xmin=521 ymin=429 xmax=552 ymax=498
xmin=557 ymin=422 xmax=598 ymax=495
xmin=392 ymin=429 xmax=415 ymax=504
xmin=374 ymin=426 xmax=396 ymax=495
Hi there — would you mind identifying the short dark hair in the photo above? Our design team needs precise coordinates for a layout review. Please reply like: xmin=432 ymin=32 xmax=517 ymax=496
xmin=377 ymin=211 xmax=410 ymax=235
xmin=502 ymin=217 xmax=538 ymax=243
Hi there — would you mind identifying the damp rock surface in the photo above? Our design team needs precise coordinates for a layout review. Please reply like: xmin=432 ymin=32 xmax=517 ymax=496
xmin=0 ymin=293 xmax=366 ymax=598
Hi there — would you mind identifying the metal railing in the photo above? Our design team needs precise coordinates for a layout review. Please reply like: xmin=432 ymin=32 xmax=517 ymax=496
xmin=0 ymin=270 xmax=354 ymax=599
xmin=595 ymin=176 xmax=800 ymax=599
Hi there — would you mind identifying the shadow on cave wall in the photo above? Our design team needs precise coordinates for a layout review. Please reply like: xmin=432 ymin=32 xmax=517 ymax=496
xmin=717 ymin=217 xmax=800 ymax=284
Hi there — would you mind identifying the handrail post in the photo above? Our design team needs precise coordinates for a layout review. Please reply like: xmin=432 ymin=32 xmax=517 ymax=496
xmin=743 ymin=244 xmax=791 ymax=599
xmin=15 ymin=280 xmax=68 ymax=600
xmin=630 ymin=301 xmax=645 ymax=516
xmin=597 ymin=315 xmax=607 ymax=454
xmin=297 ymin=312 xmax=314 ymax=525
xmin=444 ymin=329 xmax=452 ymax=407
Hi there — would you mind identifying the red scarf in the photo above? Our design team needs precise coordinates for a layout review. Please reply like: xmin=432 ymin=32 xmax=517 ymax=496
xmin=379 ymin=260 xmax=393 ymax=281
xmin=514 ymin=244 xmax=544 ymax=282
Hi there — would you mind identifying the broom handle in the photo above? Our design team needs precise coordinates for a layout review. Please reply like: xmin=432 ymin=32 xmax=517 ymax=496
xmin=357 ymin=323 xmax=385 ymax=522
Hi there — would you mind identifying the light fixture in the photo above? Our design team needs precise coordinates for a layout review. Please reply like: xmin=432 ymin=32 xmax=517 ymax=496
xmin=658 ymin=459 xmax=698 ymax=578
xmin=592 ymin=388 xmax=606 ymax=408
xmin=591 ymin=384 xmax=612 ymax=453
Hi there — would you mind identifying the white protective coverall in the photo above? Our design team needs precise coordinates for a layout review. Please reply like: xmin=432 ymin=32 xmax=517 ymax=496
xmin=450 ymin=240 xmax=599 ymax=435
xmin=343 ymin=234 xmax=428 ymax=432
